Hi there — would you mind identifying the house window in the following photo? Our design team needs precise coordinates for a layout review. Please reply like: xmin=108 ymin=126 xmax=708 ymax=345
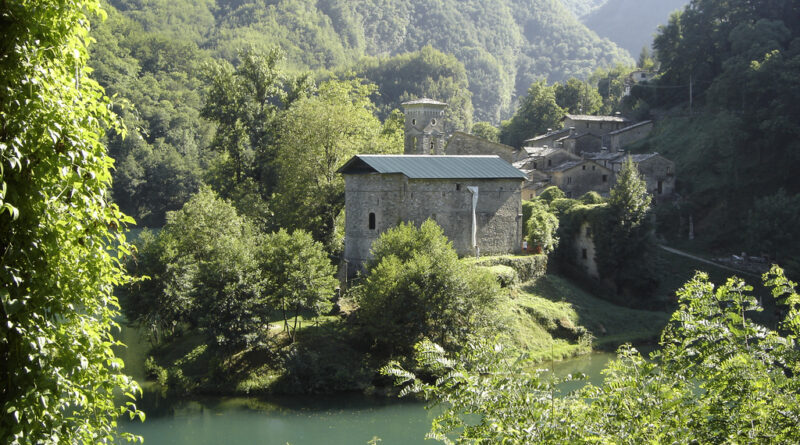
xmin=567 ymin=177 xmax=572 ymax=184
xmin=658 ymin=181 xmax=663 ymax=194
xmin=368 ymin=212 xmax=376 ymax=230
xmin=411 ymin=118 xmax=416 ymax=126
xmin=581 ymin=248 xmax=588 ymax=260
xmin=456 ymin=183 xmax=461 ymax=191
xmin=582 ymin=165 xmax=586 ymax=170
xmin=666 ymin=166 xmax=671 ymax=175
xmin=533 ymin=162 xmax=537 ymax=169
xmin=548 ymin=159 xmax=552 ymax=166
xmin=592 ymin=165 xmax=596 ymax=171
xmin=602 ymin=175 xmax=608 ymax=182
xmin=599 ymin=123 xmax=603 ymax=129
xmin=430 ymin=140 xmax=435 ymax=153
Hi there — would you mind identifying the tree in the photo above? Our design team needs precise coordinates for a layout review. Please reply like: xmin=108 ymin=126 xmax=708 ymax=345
xmin=500 ymin=80 xmax=564 ymax=148
xmin=608 ymin=156 xmax=652 ymax=230
xmin=554 ymin=78 xmax=602 ymax=115
xmin=260 ymin=229 xmax=337 ymax=343
xmin=745 ymin=189 xmax=800 ymax=274
xmin=356 ymin=221 xmax=499 ymax=354
xmin=384 ymin=266 xmax=800 ymax=443
xmin=471 ymin=122 xmax=500 ymax=142
xmin=272 ymin=78 xmax=399 ymax=249
xmin=526 ymin=200 xmax=559 ymax=254
xmin=123 ymin=188 xmax=266 ymax=349
xmin=0 ymin=1 xmax=143 ymax=442
xmin=598 ymin=156 xmax=657 ymax=297
xmin=201 ymin=47 xmax=312 ymax=195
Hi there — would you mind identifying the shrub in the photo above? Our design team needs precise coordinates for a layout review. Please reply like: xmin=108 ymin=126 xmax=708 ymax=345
xmin=356 ymin=220 xmax=500 ymax=354
xmin=538 ymin=186 xmax=565 ymax=204
xmin=484 ymin=265 xmax=519 ymax=287
xmin=526 ymin=201 xmax=559 ymax=254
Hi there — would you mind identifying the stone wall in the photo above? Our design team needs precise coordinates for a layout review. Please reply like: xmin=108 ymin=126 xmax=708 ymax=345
xmin=343 ymin=173 xmax=406 ymax=269
xmin=609 ymin=121 xmax=653 ymax=151
xmin=574 ymin=222 xmax=599 ymax=278
xmin=550 ymin=163 xmax=612 ymax=198
xmin=343 ymin=174 xmax=523 ymax=270
xmin=445 ymin=132 xmax=516 ymax=163
xmin=638 ymin=156 xmax=675 ymax=196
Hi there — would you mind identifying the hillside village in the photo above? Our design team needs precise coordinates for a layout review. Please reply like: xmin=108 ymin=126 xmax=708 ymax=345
xmin=340 ymin=97 xmax=674 ymax=271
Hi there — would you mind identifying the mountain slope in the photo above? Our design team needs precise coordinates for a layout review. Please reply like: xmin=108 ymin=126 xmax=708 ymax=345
xmin=107 ymin=0 xmax=632 ymax=122
xmin=582 ymin=0 xmax=689 ymax=55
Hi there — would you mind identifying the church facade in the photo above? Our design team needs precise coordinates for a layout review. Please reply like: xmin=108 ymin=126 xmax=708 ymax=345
xmin=338 ymin=155 xmax=525 ymax=271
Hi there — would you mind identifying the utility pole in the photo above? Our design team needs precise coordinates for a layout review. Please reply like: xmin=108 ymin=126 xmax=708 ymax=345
xmin=689 ymin=73 xmax=693 ymax=116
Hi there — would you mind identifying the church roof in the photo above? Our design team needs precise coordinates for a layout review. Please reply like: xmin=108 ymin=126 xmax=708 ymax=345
xmin=338 ymin=155 xmax=526 ymax=180
xmin=401 ymin=98 xmax=448 ymax=106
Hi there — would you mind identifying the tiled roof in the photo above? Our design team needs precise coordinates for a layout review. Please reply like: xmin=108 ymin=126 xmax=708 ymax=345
xmin=522 ymin=146 xmax=560 ymax=156
xmin=524 ymin=127 xmax=571 ymax=142
xmin=338 ymin=155 xmax=526 ymax=179
xmin=584 ymin=152 xmax=625 ymax=161
xmin=543 ymin=160 xmax=585 ymax=173
xmin=608 ymin=120 xmax=653 ymax=135
xmin=564 ymin=114 xmax=630 ymax=123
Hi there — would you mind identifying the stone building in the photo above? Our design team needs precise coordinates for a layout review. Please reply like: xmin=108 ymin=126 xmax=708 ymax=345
xmin=610 ymin=153 xmax=675 ymax=197
xmin=574 ymin=222 xmax=599 ymax=278
xmin=403 ymin=98 xmax=448 ymax=155
xmin=445 ymin=131 xmax=516 ymax=163
xmin=562 ymin=114 xmax=630 ymax=136
xmin=339 ymin=155 xmax=526 ymax=271
xmin=608 ymin=120 xmax=653 ymax=151
xmin=559 ymin=131 xmax=604 ymax=154
xmin=522 ymin=127 xmax=573 ymax=149
xmin=516 ymin=146 xmax=580 ymax=170
xmin=543 ymin=160 xmax=612 ymax=198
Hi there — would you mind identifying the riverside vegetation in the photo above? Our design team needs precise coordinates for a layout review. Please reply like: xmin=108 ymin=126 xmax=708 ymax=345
xmin=5 ymin=0 xmax=800 ymax=443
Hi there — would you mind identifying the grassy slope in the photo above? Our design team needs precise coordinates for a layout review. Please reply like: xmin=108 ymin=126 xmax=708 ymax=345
xmin=497 ymin=274 xmax=669 ymax=359
xmin=143 ymin=250 xmax=757 ymax=395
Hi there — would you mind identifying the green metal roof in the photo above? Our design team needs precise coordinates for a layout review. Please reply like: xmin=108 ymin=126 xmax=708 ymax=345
xmin=338 ymin=155 xmax=526 ymax=180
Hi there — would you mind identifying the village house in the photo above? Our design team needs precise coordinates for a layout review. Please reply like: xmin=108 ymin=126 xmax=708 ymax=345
xmin=608 ymin=120 xmax=653 ymax=151
xmin=516 ymin=146 xmax=580 ymax=170
xmin=338 ymin=155 xmax=525 ymax=272
xmin=513 ymin=112 xmax=675 ymax=200
xmin=522 ymin=127 xmax=573 ymax=151
xmin=574 ymin=221 xmax=599 ymax=278
xmin=623 ymin=70 xmax=656 ymax=96
xmin=542 ymin=160 xmax=612 ymax=198
xmin=559 ymin=131 xmax=604 ymax=154
xmin=562 ymin=114 xmax=630 ymax=136
xmin=610 ymin=153 xmax=675 ymax=197
xmin=445 ymin=131 xmax=516 ymax=163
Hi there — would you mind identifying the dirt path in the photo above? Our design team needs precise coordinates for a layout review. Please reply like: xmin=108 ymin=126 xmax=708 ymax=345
xmin=658 ymin=245 xmax=760 ymax=277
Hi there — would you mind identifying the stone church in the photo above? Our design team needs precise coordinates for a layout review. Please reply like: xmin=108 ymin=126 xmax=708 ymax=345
xmin=339 ymin=99 xmax=525 ymax=271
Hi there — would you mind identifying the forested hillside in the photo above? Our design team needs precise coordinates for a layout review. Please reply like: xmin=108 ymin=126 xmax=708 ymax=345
xmin=88 ymin=0 xmax=632 ymax=226
xmin=626 ymin=0 xmax=800 ymax=275
xmin=582 ymin=0 xmax=689 ymax=55
xmin=103 ymin=0 xmax=631 ymax=123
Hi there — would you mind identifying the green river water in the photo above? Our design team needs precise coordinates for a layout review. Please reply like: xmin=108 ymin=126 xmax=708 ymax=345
xmin=116 ymin=327 xmax=617 ymax=444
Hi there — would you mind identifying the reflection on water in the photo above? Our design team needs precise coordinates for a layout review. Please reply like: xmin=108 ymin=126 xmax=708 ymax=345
xmin=121 ymin=393 xmax=433 ymax=445
xmin=116 ymin=324 xmax=624 ymax=445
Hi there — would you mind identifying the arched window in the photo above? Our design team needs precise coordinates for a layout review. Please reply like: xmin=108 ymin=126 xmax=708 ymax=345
xmin=430 ymin=140 xmax=435 ymax=154
xmin=368 ymin=212 xmax=376 ymax=230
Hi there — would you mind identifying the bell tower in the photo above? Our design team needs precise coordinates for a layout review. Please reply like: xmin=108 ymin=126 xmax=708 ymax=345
xmin=402 ymin=98 xmax=447 ymax=155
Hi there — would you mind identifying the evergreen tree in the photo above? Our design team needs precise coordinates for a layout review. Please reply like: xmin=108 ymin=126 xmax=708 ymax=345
xmin=599 ymin=156 xmax=657 ymax=299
